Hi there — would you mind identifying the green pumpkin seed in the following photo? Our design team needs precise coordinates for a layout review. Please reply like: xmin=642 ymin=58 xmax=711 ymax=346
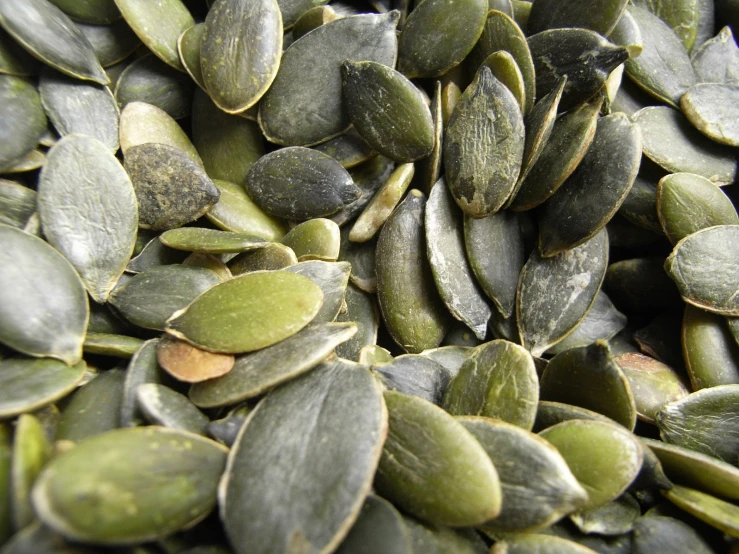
xmin=0 ymin=358 xmax=85 ymax=420
xmin=663 ymin=485 xmax=739 ymax=538
xmin=359 ymin=345 xmax=393 ymax=367
xmin=681 ymin=84 xmax=739 ymax=147
xmin=292 ymin=6 xmax=338 ymax=40
xmin=570 ymin=495 xmax=640 ymax=536
xmin=201 ymin=0 xmax=281 ymax=114
xmin=0 ymin=75 xmax=47 ymax=173
xmin=120 ymin=339 xmax=161 ymax=427
xmin=177 ymin=23 xmax=205 ymax=90
xmin=412 ymin=81 xmax=442 ymax=195
xmin=39 ymin=71 xmax=119 ymax=152
xmin=373 ymin=354 xmax=452 ymax=405
xmin=403 ymin=516 xmax=487 ymax=554
xmin=492 ymin=533 xmax=600 ymax=553
xmin=124 ymin=142 xmax=219 ymax=230
xmin=517 ymin=228 xmax=609 ymax=357
xmin=631 ymin=0 xmax=701 ymax=52
xmin=114 ymin=0 xmax=194 ymax=71
xmin=284 ymin=261 xmax=350 ymax=323
xmin=608 ymin=9 xmax=644 ymax=58
xmin=0 ymin=225 xmax=88 ymax=365
xmin=336 ymin=495 xmax=411 ymax=554
xmin=419 ymin=346 xmax=471 ymax=377
xmin=443 ymin=66 xmax=524 ymax=217
xmin=114 ymin=54 xmax=194 ymax=120
xmin=604 ymin=257 xmax=681 ymax=315
xmin=0 ymin=179 xmax=36 ymax=229
xmin=109 ymin=265 xmax=221 ymax=331
xmin=2 ymin=148 xmax=46 ymax=174
xmin=11 ymin=414 xmax=51 ymax=532
xmin=246 ymin=147 xmax=360 ymax=220
xmin=0 ymin=0 xmax=108 ymax=85
xmin=136 ymin=383 xmax=208 ymax=435
xmin=376 ymin=390 xmax=501 ymax=526
xmin=625 ymin=6 xmax=696 ymax=107
xmin=38 ymin=135 xmax=136 ymax=303
xmin=534 ymin=401 xmax=617 ymax=433
xmin=634 ymin=106 xmax=737 ymax=186
xmin=665 ymin=225 xmax=739 ymax=316
xmin=228 ymin=242 xmax=297 ymax=275
xmin=527 ymin=0 xmax=628 ymax=35
xmin=331 ymin=155 xmax=395 ymax=227
xmin=376 ymin=190 xmax=448 ymax=353
xmin=159 ymin=228 xmax=265 ymax=254
xmin=541 ymin=341 xmax=637 ymax=430
xmin=547 ymin=291 xmax=627 ymax=355
xmin=205 ymin=181 xmax=286 ymax=242
xmin=396 ymin=0 xmax=486 ymax=78
xmin=126 ymin=234 xmax=188 ymax=273
xmin=510 ymin=99 xmax=601 ymax=212
xmin=335 ymin=284 xmax=379 ymax=360
xmin=632 ymin=313 xmax=685 ymax=371
xmin=166 ymin=270 xmax=323 ymax=353
xmin=632 ymin=515 xmax=714 ymax=554
xmin=32 ymin=426 xmax=227 ymax=544
xmin=313 ymin=129 xmax=376 ymax=170
xmin=156 ymin=336 xmax=235 ymax=383
xmin=472 ymin=10 xmax=535 ymax=114
xmin=539 ymin=419 xmax=643 ymax=511
xmin=0 ymin=28 xmax=40 ymax=77
xmin=682 ymin=304 xmax=739 ymax=389
xmin=426 ymin=179 xmax=492 ymax=339
xmin=343 ymin=60 xmax=433 ymax=163
xmin=259 ymin=12 xmax=399 ymax=146
xmin=339 ymin=226 xmax=376 ymax=293
xmin=277 ymin=0 xmax=330 ymax=28
xmin=617 ymin=173 xmax=661 ymax=233
xmin=656 ymin=384 xmax=739 ymax=463
xmin=221 ymin=358 xmax=386 ymax=554
xmin=0 ymin=424 xmax=11 ymax=543
xmin=56 ymin=369 xmax=125 ymax=442
xmin=47 ymin=0 xmax=120 ymax=24
xmin=281 ymin=218 xmax=341 ymax=262
xmin=119 ymin=101 xmax=202 ymax=166
xmin=538 ymin=113 xmax=641 ymax=257
xmin=77 ymin=19 xmax=140 ymax=68
xmin=691 ymin=26 xmax=739 ymax=85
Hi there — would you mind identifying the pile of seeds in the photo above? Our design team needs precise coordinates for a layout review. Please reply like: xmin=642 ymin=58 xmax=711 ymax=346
xmin=1 ymin=0 xmax=739 ymax=552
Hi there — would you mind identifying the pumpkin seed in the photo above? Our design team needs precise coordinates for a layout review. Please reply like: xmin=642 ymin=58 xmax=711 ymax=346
xmin=331 ymin=155 xmax=395 ymax=227
xmin=480 ymin=51 xmax=526 ymax=112
xmin=631 ymin=0 xmax=701 ymax=52
xmin=0 ymin=75 xmax=47 ymax=173
xmin=221 ymin=358 xmax=386 ymax=554
xmin=443 ymin=66 xmax=525 ymax=217
xmin=136 ymin=383 xmax=208 ymax=435
xmin=534 ymin=401 xmax=616 ymax=433
xmin=681 ymin=83 xmax=739 ymax=147
xmin=278 ymin=0 xmax=330 ymax=28
xmin=682 ymin=304 xmax=739 ymax=389
xmin=691 ymin=26 xmax=739 ymax=85
xmin=292 ymin=6 xmax=338 ymax=40
xmin=124 ymin=142 xmax=219 ymax=230
xmin=48 ymin=0 xmax=121 ymax=24
xmin=404 ymin=516 xmax=488 ymax=553
xmin=313 ymin=129 xmax=376 ymax=170
xmin=283 ymin=261 xmax=349 ymax=323
xmin=0 ymin=0 xmax=108 ymax=85
xmin=177 ymin=23 xmax=205 ymax=90
xmin=200 ymin=0 xmax=281 ymax=114
xmin=32 ymin=426 xmax=227 ymax=544
xmin=376 ymin=190 xmax=448 ymax=353
xmin=373 ymin=354 xmax=452 ymax=405
xmin=77 ymin=19 xmax=140 ymax=68
xmin=228 ymin=242 xmax=297 ymax=275
xmin=517 ymin=228 xmax=609 ymax=357
xmin=126 ymin=234 xmax=188 ymax=273
xmin=156 ymin=336 xmax=235 ymax=383
xmin=608 ymin=9 xmax=644 ymax=58
xmin=376 ymin=390 xmax=501 ymax=526
xmin=335 ymin=495 xmax=411 ymax=554
xmin=335 ymin=284 xmax=379 ymax=361
xmin=0 ymin=179 xmax=36 ymax=229
xmin=617 ymin=173 xmax=661 ymax=233
xmin=11 ymin=414 xmax=51 ymax=532
xmin=527 ymin=0 xmax=628 ymax=35
xmin=245 ymin=147 xmax=360 ymax=220
xmin=604 ymin=257 xmax=681 ymax=315
xmin=0 ymin=28 xmax=39 ymax=77
xmin=159 ymin=228 xmax=265 ymax=254
xmin=281 ymin=218 xmax=341 ymax=262
xmin=570 ymin=495 xmax=640 ymax=536
xmin=120 ymin=339 xmax=162 ymax=427
xmin=632 ymin=515 xmax=714 ymax=554
xmin=204 ymin=182 xmax=285 ymax=242
xmin=539 ymin=419 xmax=643 ymax=511
xmin=663 ymin=485 xmax=739 ymax=538
xmin=342 ymin=60 xmax=433 ymax=162
xmin=2 ymin=148 xmax=46 ymax=174
xmin=259 ymin=12 xmax=399 ymax=146
xmin=492 ymin=534 xmax=600 ymax=553
xmin=0 ymin=225 xmax=88 ymax=366
xmin=0 ymin=521 xmax=101 ymax=554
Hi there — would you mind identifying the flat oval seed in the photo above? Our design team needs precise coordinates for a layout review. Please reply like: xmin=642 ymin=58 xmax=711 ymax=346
xmin=376 ymin=191 xmax=448 ymax=353
xmin=682 ymin=304 xmax=739 ymax=390
xmin=0 ymin=0 xmax=108 ymax=85
xmin=114 ymin=0 xmax=194 ymax=71
xmin=335 ymin=285 xmax=379 ymax=361
xmin=0 ymin=75 xmax=47 ymax=172
xmin=632 ymin=515 xmax=715 ymax=554
xmin=625 ymin=6 xmax=697 ymax=107
xmin=425 ymin=179 xmax=492 ymax=339
xmin=570 ymin=494 xmax=640 ymax=537
xmin=136 ymin=383 xmax=208 ymax=435
xmin=609 ymin=9 xmax=644 ymax=58
xmin=0 ymin=179 xmax=36 ymax=229
xmin=331 ymin=155 xmax=395 ymax=227
xmin=657 ymin=173 xmax=739 ymax=245
xmin=541 ymin=341 xmax=637 ymax=430
xmin=344 ymin=62 xmax=433 ymax=165
xmin=663 ymin=486 xmax=739 ymax=538
xmin=665 ymin=225 xmax=739 ymax=316
xmin=0 ymin=225 xmax=88 ymax=365
xmin=375 ymin=390 xmax=501 ymax=527
xmin=692 ymin=26 xmax=739 ymax=85
xmin=397 ymin=0 xmax=487 ymax=78
xmin=166 ymin=270 xmax=323 ymax=354
xmin=206 ymin=180 xmax=286 ymax=241
xmin=221 ymin=359 xmax=386 ymax=554
xmin=292 ymin=5 xmax=338 ymax=40
xmin=124 ymin=143 xmax=219 ymax=230
xmin=373 ymin=355 xmax=452 ymax=405
xmin=157 ymin=336 xmax=235 ymax=383
xmin=159 ymin=228 xmax=265 ymax=254
xmin=177 ymin=23 xmax=205 ymax=89
xmin=517 ymin=228 xmax=609 ymax=357
xmin=109 ymin=265 xmax=221 ymax=331
xmin=656 ymin=385 xmax=739 ymax=463
xmin=245 ymin=147 xmax=360 ymax=220
xmin=38 ymin=135 xmax=137 ymax=303
xmin=259 ymin=12 xmax=399 ymax=146
xmin=681 ymin=84 xmax=739 ymax=146
xmin=480 ymin=51 xmax=526 ymax=112
xmin=443 ymin=66 xmax=525 ymax=218
xmin=459 ymin=417 xmax=588 ymax=533
xmin=201 ymin=0 xmax=282 ymax=114
xmin=39 ymin=70 xmax=120 ymax=152
xmin=634 ymin=107 xmax=737 ymax=186
xmin=281 ymin=219 xmax=341 ymax=262
xmin=527 ymin=0 xmax=628 ymax=35
xmin=32 ymin=427 xmax=227 ymax=544
xmin=444 ymin=339 xmax=538 ymax=430
xmin=404 ymin=517 xmax=488 ymax=554
xmin=11 ymin=414 xmax=51 ymax=532
xmin=120 ymin=339 xmax=161 ymax=427
xmin=631 ymin=0 xmax=702 ymax=52
xmin=83 ymin=331 xmax=143 ymax=358
xmin=228 ymin=243 xmax=297 ymax=275
xmin=336 ymin=495 xmax=412 ymax=554
xmin=538 ymin=112 xmax=642 ymax=257
xmin=313 ymin=129 xmax=376 ymax=170
xmin=539 ymin=420 xmax=643 ymax=511
xmin=78 ymin=19 xmax=140 ymax=68
xmin=0 ymin=359 xmax=85 ymax=420
xmin=283 ymin=261 xmax=350 ymax=322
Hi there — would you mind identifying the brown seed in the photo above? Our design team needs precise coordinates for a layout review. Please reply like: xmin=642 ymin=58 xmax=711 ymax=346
xmin=157 ymin=335 xmax=235 ymax=383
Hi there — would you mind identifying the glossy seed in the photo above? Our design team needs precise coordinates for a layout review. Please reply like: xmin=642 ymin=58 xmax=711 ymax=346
xmin=281 ymin=219 xmax=341 ymax=262
xmin=157 ymin=336 xmax=235 ymax=383
xmin=159 ymin=228 xmax=265 ymax=254
xmin=177 ymin=23 xmax=205 ymax=89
